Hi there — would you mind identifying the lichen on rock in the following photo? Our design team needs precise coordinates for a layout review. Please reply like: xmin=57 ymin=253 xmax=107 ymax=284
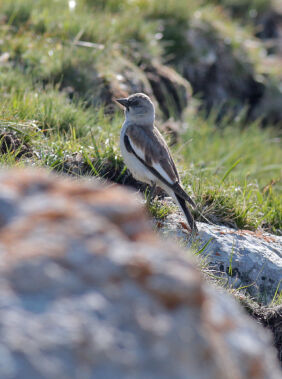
xmin=0 ymin=168 xmax=280 ymax=378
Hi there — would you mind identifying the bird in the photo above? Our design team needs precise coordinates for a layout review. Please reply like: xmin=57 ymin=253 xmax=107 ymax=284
xmin=116 ymin=93 xmax=198 ymax=233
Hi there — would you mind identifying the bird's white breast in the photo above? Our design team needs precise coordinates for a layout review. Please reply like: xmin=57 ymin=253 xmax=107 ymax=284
xmin=120 ymin=122 xmax=155 ymax=185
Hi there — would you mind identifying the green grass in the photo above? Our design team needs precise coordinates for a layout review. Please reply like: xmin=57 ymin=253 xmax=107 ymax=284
xmin=178 ymin=113 xmax=281 ymax=232
xmin=145 ymin=192 xmax=174 ymax=221
xmin=1 ymin=91 xmax=280 ymax=233
xmin=0 ymin=0 xmax=281 ymax=236
xmin=270 ymin=280 xmax=282 ymax=306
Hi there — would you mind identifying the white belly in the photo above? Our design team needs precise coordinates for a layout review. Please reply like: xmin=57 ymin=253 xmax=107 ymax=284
xmin=120 ymin=123 xmax=156 ymax=185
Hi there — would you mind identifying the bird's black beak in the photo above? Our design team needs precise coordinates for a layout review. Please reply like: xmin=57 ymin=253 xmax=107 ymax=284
xmin=116 ymin=98 xmax=129 ymax=109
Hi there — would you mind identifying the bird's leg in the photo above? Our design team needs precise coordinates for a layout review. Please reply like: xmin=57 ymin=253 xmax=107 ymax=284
xmin=146 ymin=182 xmax=156 ymax=204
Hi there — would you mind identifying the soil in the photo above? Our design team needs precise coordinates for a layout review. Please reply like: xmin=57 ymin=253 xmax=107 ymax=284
xmin=0 ymin=131 xmax=32 ymax=158
xmin=239 ymin=296 xmax=282 ymax=366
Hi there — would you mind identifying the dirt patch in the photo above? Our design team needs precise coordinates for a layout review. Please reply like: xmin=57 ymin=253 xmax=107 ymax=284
xmin=239 ymin=296 xmax=282 ymax=366
xmin=60 ymin=153 xmax=147 ymax=191
xmin=0 ymin=131 xmax=32 ymax=158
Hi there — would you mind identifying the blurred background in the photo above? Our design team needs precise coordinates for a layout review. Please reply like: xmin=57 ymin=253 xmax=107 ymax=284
xmin=0 ymin=0 xmax=281 ymax=233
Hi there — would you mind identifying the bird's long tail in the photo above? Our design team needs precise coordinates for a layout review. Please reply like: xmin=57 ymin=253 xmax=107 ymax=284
xmin=174 ymin=193 xmax=198 ymax=232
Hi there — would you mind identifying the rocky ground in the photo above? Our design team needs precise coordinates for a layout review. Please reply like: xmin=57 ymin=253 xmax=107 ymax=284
xmin=160 ymin=211 xmax=282 ymax=304
xmin=157 ymin=201 xmax=282 ymax=364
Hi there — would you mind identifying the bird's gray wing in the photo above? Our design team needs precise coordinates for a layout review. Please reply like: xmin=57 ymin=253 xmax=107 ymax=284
xmin=124 ymin=124 xmax=196 ymax=207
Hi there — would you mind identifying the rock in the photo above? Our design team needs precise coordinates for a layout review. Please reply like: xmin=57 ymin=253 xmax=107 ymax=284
xmin=0 ymin=168 xmax=280 ymax=379
xmin=141 ymin=61 xmax=192 ymax=119
xmin=160 ymin=214 xmax=282 ymax=304
xmin=107 ymin=55 xmax=156 ymax=115
xmin=110 ymin=57 xmax=192 ymax=120
xmin=58 ymin=53 xmax=191 ymax=120
xmin=165 ymin=20 xmax=265 ymax=120
xmin=160 ymin=15 xmax=282 ymax=127
xmin=49 ymin=56 xmax=154 ymax=115
xmin=162 ymin=19 xmax=278 ymax=123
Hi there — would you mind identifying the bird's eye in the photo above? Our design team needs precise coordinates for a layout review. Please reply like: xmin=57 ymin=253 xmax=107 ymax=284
xmin=130 ymin=100 xmax=139 ymax=107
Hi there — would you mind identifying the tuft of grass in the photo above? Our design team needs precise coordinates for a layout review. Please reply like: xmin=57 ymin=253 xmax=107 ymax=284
xmin=270 ymin=280 xmax=282 ymax=307
xmin=146 ymin=197 xmax=173 ymax=221
xmin=178 ymin=113 xmax=281 ymax=233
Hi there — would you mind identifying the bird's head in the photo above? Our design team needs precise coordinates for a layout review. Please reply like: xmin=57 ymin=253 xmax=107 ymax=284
xmin=116 ymin=93 xmax=155 ymax=125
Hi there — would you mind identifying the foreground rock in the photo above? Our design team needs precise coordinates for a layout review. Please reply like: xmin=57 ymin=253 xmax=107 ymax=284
xmin=0 ymin=169 xmax=280 ymax=379
xmin=161 ymin=214 xmax=282 ymax=304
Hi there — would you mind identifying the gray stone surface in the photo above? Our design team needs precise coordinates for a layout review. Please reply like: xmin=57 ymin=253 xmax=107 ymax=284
xmin=0 ymin=169 xmax=280 ymax=379
xmin=161 ymin=213 xmax=282 ymax=303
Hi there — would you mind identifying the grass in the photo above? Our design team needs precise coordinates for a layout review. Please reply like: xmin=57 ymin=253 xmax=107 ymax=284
xmin=2 ymin=99 xmax=279 ymax=233
xmin=0 ymin=0 xmax=281 ymax=234
xmin=179 ymin=113 xmax=281 ymax=232
xmin=145 ymin=195 xmax=173 ymax=221
xmin=270 ymin=280 xmax=282 ymax=307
